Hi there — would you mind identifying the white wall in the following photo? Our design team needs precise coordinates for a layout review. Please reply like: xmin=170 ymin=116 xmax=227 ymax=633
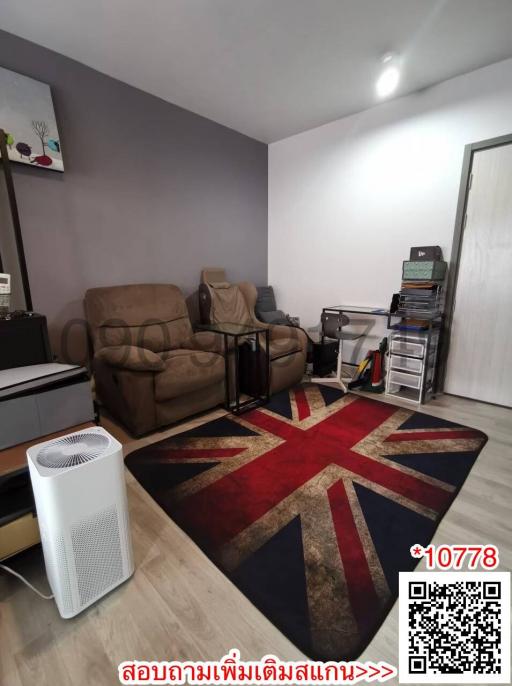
xmin=269 ymin=57 xmax=512 ymax=360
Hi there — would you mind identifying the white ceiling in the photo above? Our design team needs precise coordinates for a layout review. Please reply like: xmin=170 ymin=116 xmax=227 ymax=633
xmin=1 ymin=0 xmax=512 ymax=142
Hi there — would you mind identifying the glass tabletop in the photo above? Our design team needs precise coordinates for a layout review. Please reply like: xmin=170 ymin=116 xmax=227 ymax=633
xmin=196 ymin=322 xmax=268 ymax=335
xmin=324 ymin=305 xmax=390 ymax=315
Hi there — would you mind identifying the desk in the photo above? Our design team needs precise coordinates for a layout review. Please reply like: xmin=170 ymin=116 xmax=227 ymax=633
xmin=320 ymin=305 xmax=393 ymax=345
xmin=321 ymin=304 xmax=389 ymax=323
xmin=314 ymin=306 xmax=396 ymax=391
xmin=323 ymin=306 xmax=390 ymax=315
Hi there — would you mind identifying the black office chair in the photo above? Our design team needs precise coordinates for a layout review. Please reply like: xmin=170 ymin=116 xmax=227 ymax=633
xmin=311 ymin=311 xmax=364 ymax=392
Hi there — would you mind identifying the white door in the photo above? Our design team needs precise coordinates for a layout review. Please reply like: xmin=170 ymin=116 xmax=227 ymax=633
xmin=445 ymin=143 xmax=512 ymax=407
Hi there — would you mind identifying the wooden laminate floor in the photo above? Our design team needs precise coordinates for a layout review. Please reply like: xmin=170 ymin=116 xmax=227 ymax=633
xmin=1 ymin=391 xmax=511 ymax=686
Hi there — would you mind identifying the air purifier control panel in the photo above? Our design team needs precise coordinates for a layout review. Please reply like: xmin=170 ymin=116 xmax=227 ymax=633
xmin=0 ymin=273 xmax=11 ymax=294
xmin=0 ymin=273 xmax=11 ymax=314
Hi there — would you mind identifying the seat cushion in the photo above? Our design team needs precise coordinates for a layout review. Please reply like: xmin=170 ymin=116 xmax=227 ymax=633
xmin=155 ymin=349 xmax=224 ymax=402
xmin=268 ymin=337 xmax=302 ymax=360
xmin=209 ymin=284 xmax=252 ymax=325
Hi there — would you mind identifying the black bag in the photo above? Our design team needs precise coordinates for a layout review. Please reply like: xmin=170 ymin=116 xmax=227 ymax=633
xmin=409 ymin=246 xmax=443 ymax=261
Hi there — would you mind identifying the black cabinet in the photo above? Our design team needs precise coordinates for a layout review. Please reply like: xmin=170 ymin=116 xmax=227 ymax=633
xmin=0 ymin=314 xmax=52 ymax=370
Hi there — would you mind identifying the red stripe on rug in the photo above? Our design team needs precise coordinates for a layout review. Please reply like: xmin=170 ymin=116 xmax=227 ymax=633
xmin=315 ymin=396 xmax=398 ymax=449
xmin=173 ymin=437 xmax=328 ymax=547
xmin=244 ymin=409 xmax=305 ymax=441
xmin=294 ymin=387 xmax=310 ymax=421
xmin=328 ymin=480 xmax=380 ymax=636
xmin=385 ymin=429 xmax=481 ymax=442
xmin=335 ymin=447 xmax=451 ymax=512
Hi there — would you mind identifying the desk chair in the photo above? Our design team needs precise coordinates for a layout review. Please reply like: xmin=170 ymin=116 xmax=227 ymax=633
xmin=311 ymin=311 xmax=364 ymax=392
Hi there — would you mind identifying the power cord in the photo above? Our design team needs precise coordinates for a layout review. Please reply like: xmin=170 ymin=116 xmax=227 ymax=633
xmin=0 ymin=563 xmax=54 ymax=600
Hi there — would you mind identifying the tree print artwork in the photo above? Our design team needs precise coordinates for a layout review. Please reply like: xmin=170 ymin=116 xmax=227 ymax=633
xmin=32 ymin=120 xmax=50 ymax=155
xmin=0 ymin=66 xmax=64 ymax=172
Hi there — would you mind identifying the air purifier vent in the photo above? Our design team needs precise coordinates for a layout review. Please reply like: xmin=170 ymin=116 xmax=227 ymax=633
xmin=54 ymin=533 xmax=74 ymax=614
xmin=36 ymin=432 xmax=110 ymax=469
xmin=71 ymin=506 xmax=123 ymax=607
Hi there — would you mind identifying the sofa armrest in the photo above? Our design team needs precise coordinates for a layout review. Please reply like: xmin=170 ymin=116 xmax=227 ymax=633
xmin=182 ymin=331 xmax=226 ymax=355
xmin=95 ymin=345 xmax=165 ymax=371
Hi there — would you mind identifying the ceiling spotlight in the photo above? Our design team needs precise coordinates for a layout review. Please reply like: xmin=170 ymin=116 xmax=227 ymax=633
xmin=376 ymin=53 xmax=401 ymax=98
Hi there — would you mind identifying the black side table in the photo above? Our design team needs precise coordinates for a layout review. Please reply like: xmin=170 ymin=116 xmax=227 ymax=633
xmin=196 ymin=322 xmax=270 ymax=414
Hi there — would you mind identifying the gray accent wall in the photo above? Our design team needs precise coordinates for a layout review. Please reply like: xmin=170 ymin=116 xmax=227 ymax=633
xmin=0 ymin=30 xmax=267 ymax=361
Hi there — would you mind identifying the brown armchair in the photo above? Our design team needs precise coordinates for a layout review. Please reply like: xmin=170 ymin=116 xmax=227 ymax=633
xmin=199 ymin=279 xmax=307 ymax=395
xmin=84 ymin=284 xmax=225 ymax=436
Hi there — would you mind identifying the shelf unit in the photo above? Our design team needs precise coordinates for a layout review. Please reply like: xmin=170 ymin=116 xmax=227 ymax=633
xmin=385 ymin=263 xmax=446 ymax=405
xmin=385 ymin=322 xmax=441 ymax=404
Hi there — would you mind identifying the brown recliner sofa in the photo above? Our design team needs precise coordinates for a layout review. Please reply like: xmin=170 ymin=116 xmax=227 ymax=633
xmin=199 ymin=278 xmax=307 ymax=395
xmin=85 ymin=284 xmax=225 ymax=436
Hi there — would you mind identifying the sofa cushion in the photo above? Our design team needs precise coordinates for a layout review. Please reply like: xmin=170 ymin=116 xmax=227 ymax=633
xmin=256 ymin=285 xmax=277 ymax=313
xmin=85 ymin=284 xmax=194 ymax=352
xmin=155 ymin=349 xmax=225 ymax=402
xmin=96 ymin=345 xmax=165 ymax=371
xmin=86 ymin=284 xmax=188 ymax=327
xmin=209 ymin=284 xmax=252 ymax=325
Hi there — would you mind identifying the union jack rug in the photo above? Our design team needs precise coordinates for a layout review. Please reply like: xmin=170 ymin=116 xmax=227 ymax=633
xmin=126 ymin=383 xmax=487 ymax=660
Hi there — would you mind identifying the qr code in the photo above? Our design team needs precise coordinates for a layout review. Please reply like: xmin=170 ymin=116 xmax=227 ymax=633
xmin=399 ymin=572 xmax=510 ymax=683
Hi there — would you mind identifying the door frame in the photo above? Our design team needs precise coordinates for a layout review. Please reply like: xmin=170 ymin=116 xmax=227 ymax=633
xmin=438 ymin=132 xmax=512 ymax=392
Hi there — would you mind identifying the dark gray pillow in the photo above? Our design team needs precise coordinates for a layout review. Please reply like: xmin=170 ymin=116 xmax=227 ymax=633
xmin=258 ymin=310 xmax=289 ymax=324
xmin=256 ymin=286 xmax=277 ymax=313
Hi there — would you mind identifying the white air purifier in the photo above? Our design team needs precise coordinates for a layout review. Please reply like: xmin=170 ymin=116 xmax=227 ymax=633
xmin=27 ymin=427 xmax=134 ymax=618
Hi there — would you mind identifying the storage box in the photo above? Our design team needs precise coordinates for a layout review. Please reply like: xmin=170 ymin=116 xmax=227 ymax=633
xmin=409 ymin=246 xmax=443 ymax=261
xmin=402 ymin=260 xmax=447 ymax=281
xmin=0 ymin=379 xmax=94 ymax=450
xmin=388 ymin=369 xmax=421 ymax=389
xmin=390 ymin=354 xmax=424 ymax=374
xmin=390 ymin=337 xmax=425 ymax=358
